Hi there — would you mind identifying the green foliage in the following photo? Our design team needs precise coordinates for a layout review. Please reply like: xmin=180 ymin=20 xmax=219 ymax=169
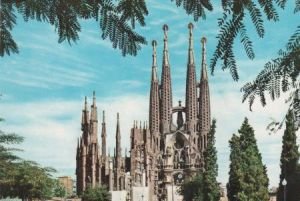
xmin=277 ymin=110 xmax=300 ymax=201
xmin=0 ymin=117 xmax=58 ymax=200
xmin=0 ymin=119 xmax=24 ymax=180
xmin=117 ymin=0 xmax=148 ymax=29
xmin=0 ymin=160 xmax=56 ymax=200
xmin=82 ymin=186 xmax=111 ymax=201
xmin=53 ymin=179 xmax=67 ymax=198
xmin=227 ymin=118 xmax=269 ymax=201
xmin=210 ymin=0 xmax=283 ymax=81
xmin=241 ymin=24 xmax=300 ymax=129
xmin=180 ymin=174 xmax=204 ymax=201
xmin=203 ymin=119 xmax=220 ymax=201
xmin=1 ymin=0 xmax=148 ymax=57
xmin=171 ymin=0 xmax=213 ymax=21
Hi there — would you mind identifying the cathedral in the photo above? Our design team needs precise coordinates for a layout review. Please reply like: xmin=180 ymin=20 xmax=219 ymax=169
xmin=76 ymin=23 xmax=211 ymax=201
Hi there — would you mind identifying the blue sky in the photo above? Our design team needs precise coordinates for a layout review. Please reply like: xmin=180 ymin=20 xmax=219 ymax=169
xmin=0 ymin=0 xmax=299 ymax=187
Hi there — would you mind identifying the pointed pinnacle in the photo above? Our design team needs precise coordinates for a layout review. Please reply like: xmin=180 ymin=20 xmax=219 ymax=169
xmin=162 ymin=24 xmax=169 ymax=66
xmin=84 ymin=96 xmax=88 ymax=110
xmin=92 ymin=91 xmax=96 ymax=105
xmin=102 ymin=110 xmax=105 ymax=123
xmin=188 ymin=23 xmax=194 ymax=65
xmin=152 ymin=40 xmax=158 ymax=81
xmin=201 ymin=37 xmax=208 ymax=80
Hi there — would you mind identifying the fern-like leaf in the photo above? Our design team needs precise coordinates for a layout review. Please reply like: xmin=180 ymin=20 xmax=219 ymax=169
xmin=240 ymin=24 xmax=255 ymax=59
xmin=246 ymin=1 xmax=265 ymax=38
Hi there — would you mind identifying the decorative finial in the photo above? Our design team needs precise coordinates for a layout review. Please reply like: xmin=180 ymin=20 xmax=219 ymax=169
xmin=102 ymin=110 xmax=105 ymax=123
xmin=188 ymin=22 xmax=194 ymax=30
xmin=201 ymin=37 xmax=207 ymax=44
xmin=152 ymin=40 xmax=157 ymax=47
xmin=179 ymin=100 xmax=182 ymax=106
xmin=163 ymin=24 xmax=169 ymax=35
xmin=117 ymin=112 xmax=119 ymax=120
xmin=84 ymin=96 xmax=88 ymax=110
xmin=92 ymin=91 xmax=96 ymax=105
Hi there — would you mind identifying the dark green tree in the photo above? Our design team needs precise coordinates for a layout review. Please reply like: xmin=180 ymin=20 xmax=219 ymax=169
xmin=227 ymin=134 xmax=242 ymax=201
xmin=0 ymin=118 xmax=24 ymax=196
xmin=227 ymin=118 xmax=269 ymax=201
xmin=81 ymin=186 xmax=111 ymax=201
xmin=203 ymin=119 xmax=220 ymax=201
xmin=277 ymin=110 xmax=300 ymax=201
xmin=179 ymin=174 xmax=204 ymax=201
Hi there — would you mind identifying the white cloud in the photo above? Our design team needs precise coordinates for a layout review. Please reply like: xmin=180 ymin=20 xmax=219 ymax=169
xmin=0 ymin=94 xmax=148 ymax=177
xmin=117 ymin=80 xmax=145 ymax=88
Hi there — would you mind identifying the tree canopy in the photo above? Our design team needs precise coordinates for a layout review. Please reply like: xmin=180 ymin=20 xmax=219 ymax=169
xmin=0 ymin=118 xmax=61 ymax=200
xmin=81 ymin=186 xmax=111 ymax=201
xmin=277 ymin=110 xmax=300 ymax=201
xmin=227 ymin=118 xmax=269 ymax=201
xmin=180 ymin=173 xmax=204 ymax=201
xmin=203 ymin=119 xmax=220 ymax=201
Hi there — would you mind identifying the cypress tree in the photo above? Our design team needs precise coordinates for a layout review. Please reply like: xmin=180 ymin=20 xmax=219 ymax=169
xmin=227 ymin=134 xmax=242 ymax=201
xmin=203 ymin=119 xmax=220 ymax=201
xmin=227 ymin=118 xmax=269 ymax=201
xmin=277 ymin=110 xmax=300 ymax=201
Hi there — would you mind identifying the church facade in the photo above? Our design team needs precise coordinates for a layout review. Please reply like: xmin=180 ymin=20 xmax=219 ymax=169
xmin=76 ymin=23 xmax=211 ymax=201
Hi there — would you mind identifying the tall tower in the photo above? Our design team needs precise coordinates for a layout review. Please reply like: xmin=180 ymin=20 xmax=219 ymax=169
xmin=160 ymin=24 xmax=173 ymax=135
xmin=149 ymin=40 xmax=160 ymax=152
xmin=185 ymin=23 xmax=198 ymax=141
xmin=76 ymin=93 xmax=102 ymax=195
xmin=115 ymin=113 xmax=122 ymax=190
xmin=101 ymin=110 xmax=107 ymax=156
xmin=199 ymin=37 xmax=211 ymax=151
xmin=90 ymin=91 xmax=98 ymax=144
xmin=116 ymin=113 xmax=121 ymax=166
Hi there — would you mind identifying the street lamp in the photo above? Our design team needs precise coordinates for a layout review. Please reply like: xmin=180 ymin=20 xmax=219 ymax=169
xmin=282 ymin=178 xmax=287 ymax=201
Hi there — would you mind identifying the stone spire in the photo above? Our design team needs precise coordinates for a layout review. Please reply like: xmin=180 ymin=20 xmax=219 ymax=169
xmin=149 ymin=40 xmax=160 ymax=136
xmin=90 ymin=91 xmax=98 ymax=144
xmin=185 ymin=23 xmax=198 ymax=131
xmin=101 ymin=110 xmax=107 ymax=156
xmin=81 ymin=96 xmax=89 ymax=145
xmin=201 ymin=37 xmax=208 ymax=81
xmin=199 ymin=37 xmax=211 ymax=150
xmin=115 ymin=113 xmax=121 ymax=167
xmin=160 ymin=24 xmax=173 ymax=134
